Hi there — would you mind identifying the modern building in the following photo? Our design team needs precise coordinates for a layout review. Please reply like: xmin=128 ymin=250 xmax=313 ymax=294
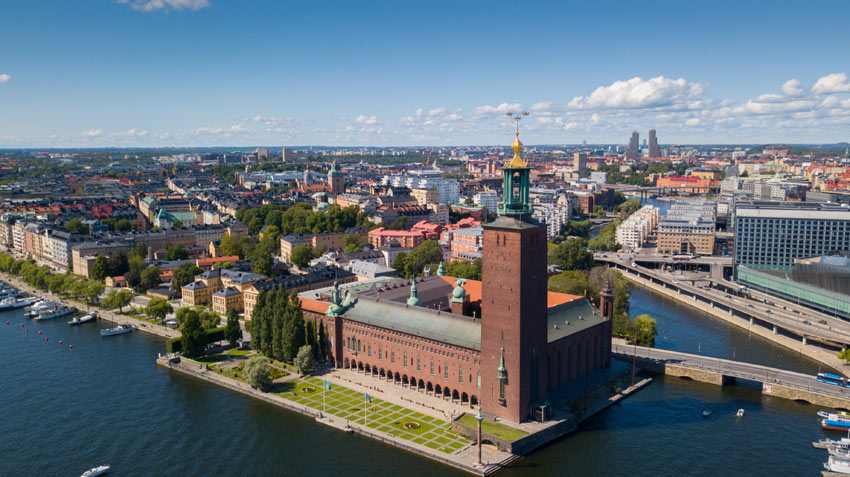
xmin=382 ymin=176 xmax=460 ymax=204
xmin=734 ymin=201 xmax=850 ymax=272
xmin=573 ymin=152 xmax=587 ymax=173
xmin=626 ymin=131 xmax=639 ymax=160
xmin=615 ymin=205 xmax=659 ymax=250
xmin=657 ymin=201 xmax=716 ymax=255
xmin=647 ymin=129 xmax=660 ymax=158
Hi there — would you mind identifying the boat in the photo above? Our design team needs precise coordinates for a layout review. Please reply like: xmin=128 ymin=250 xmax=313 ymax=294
xmin=823 ymin=419 xmax=850 ymax=432
xmin=814 ymin=438 xmax=850 ymax=450
xmin=33 ymin=305 xmax=76 ymax=321
xmin=824 ymin=455 xmax=850 ymax=475
xmin=100 ymin=324 xmax=133 ymax=336
xmin=737 ymin=409 xmax=745 ymax=417
xmin=80 ymin=465 xmax=110 ymax=477
xmin=69 ymin=312 xmax=97 ymax=326
xmin=702 ymin=409 xmax=712 ymax=418
xmin=820 ymin=411 xmax=850 ymax=421
xmin=25 ymin=300 xmax=53 ymax=317
xmin=0 ymin=296 xmax=38 ymax=311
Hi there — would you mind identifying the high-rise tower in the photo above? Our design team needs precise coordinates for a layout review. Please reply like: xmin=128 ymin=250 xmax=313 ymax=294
xmin=648 ymin=129 xmax=661 ymax=158
xmin=481 ymin=116 xmax=549 ymax=423
xmin=328 ymin=160 xmax=345 ymax=195
xmin=626 ymin=131 xmax=640 ymax=160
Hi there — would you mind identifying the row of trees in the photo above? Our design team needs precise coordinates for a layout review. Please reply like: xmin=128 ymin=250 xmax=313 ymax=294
xmin=391 ymin=240 xmax=444 ymax=279
xmin=0 ymin=253 xmax=106 ymax=305
xmin=237 ymin=202 xmax=372 ymax=237
xmin=249 ymin=288 xmax=326 ymax=364
xmin=174 ymin=308 xmax=242 ymax=358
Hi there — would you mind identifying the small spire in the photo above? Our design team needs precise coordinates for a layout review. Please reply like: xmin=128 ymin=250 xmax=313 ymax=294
xmin=436 ymin=261 xmax=445 ymax=277
xmin=407 ymin=280 xmax=421 ymax=307
xmin=496 ymin=347 xmax=507 ymax=381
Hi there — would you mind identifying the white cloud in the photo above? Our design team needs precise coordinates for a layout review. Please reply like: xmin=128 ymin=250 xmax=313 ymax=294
xmin=194 ymin=124 xmax=245 ymax=135
xmin=82 ymin=129 xmax=103 ymax=137
xmin=112 ymin=128 xmax=149 ymax=138
xmin=733 ymin=98 xmax=817 ymax=115
xmin=473 ymin=102 xmax=522 ymax=116
xmin=117 ymin=0 xmax=210 ymax=12
xmin=781 ymin=79 xmax=804 ymax=97
xmin=812 ymin=73 xmax=850 ymax=95
xmin=427 ymin=107 xmax=446 ymax=116
xmin=685 ymin=118 xmax=701 ymax=126
xmin=0 ymin=74 xmax=10 ymax=84
xmin=568 ymin=76 xmax=705 ymax=109
xmin=354 ymin=114 xmax=378 ymax=125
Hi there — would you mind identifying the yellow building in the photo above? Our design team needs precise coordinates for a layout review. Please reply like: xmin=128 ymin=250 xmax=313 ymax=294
xmin=212 ymin=287 xmax=243 ymax=314
xmin=181 ymin=268 xmax=265 ymax=307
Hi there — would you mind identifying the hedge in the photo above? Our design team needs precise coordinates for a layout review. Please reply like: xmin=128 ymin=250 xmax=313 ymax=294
xmin=165 ymin=326 xmax=228 ymax=354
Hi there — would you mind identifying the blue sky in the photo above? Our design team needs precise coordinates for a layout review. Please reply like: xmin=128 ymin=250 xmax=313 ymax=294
xmin=1 ymin=0 xmax=850 ymax=147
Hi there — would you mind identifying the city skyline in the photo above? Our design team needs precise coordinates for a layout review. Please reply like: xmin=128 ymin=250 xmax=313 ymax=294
xmin=2 ymin=1 xmax=850 ymax=147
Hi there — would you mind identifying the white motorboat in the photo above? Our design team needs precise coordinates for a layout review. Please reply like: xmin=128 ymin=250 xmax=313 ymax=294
xmin=824 ymin=455 xmax=850 ymax=474
xmin=80 ymin=465 xmax=110 ymax=477
xmin=69 ymin=313 xmax=97 ymax=326
xmin=702 ymin=409 xmax=712 ymax=418
xmin=736 ymin=409 xmax=745 ymax=417
xmin=100 ymin=324 xmax=133 ymax=336
xmin=814 ymin=437 xmax=850 ymax=450
xmin=33 ymin=305 xmax=76 ymax=321
xmin=0 ymin=296 xmax=37 ymax=311
xmin=821 ymin=411 xmax=850 ymax=422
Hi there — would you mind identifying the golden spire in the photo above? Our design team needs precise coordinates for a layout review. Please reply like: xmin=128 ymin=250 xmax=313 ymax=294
xmin=505 ymin=111 xmax=529 ymax=168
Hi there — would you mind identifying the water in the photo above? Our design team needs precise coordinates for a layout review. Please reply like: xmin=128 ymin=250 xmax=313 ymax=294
xmin=0 ymin=282 xmax=835 ymax=476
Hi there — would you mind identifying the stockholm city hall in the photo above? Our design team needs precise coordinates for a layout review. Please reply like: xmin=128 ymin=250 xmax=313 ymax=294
xmin=302 ymin=122 xmax=613 ymax=423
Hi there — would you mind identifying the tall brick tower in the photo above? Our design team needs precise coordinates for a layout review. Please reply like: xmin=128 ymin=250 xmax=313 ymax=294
xmin=481 ymin=118 xmax=549 ymax=423
xmin=328 ymin=160 xmax=344 ymax=195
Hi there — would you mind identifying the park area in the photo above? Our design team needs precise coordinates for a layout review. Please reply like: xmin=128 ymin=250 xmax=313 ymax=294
xmin=276 ymin=377 xmax=470 ymax=454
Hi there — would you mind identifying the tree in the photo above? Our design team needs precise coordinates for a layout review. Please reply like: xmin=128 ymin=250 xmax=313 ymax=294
xmin=318 ymin=321 xmax=328 ymax=360
xmin=213 ymin=261 xmax=235 ymax=270
xmin=65 ymin=217 xmax=89 ymax=234
xmin=145 ymin=297 xmax=173 ymax=322
xmin=550 ymin=238 xmax=593 ymax=271
xmin=632 ymin=314 xmax=658 ymax=347
xmin=343 ymin=244 xmax=362 ymax=253
xmin=594 ymin=205 xmax=607 ymax=218
xmin=464 ymin=197 xmax=474 ymax=205
xmin=90 ymin=255 xmax=108 ymax=282
xmin=391 ymin=252 xmax=409 ymax=277
xmin=132 ymin=242 xmax=148 ymax=260
xmin=565 ymin=220 xmax=591 ymax=238
xmin=343 ymin=234 xmax=367 ymax=249
xmin=83 ymin=281 xmax=105 ymax=305
xmin=180 ymin=309 xmax=205 ymax=358
xmin=125 ymin=268 xmax=141 ymax=289
xmin=172 ymin=220 xmax=183 ymax=228
xmin=225 ymin=309 xmax=242 ymax=346
xmin=171 ymin=262 xmax=202 ymax=290
xmin=548 ymin=270 xmax=589 ymax=296
xmin=139 ymin=266 xmax=162 ymax=290
xmin=294 ymin=345 xmax=316 ymax=374
xmin=290 ymin=246 xmax=314 ymax=268
xmin=243 ymin=356 xmax=271 ymax=390
xmin=251 ymin=253 xmax=272 ymax=276
xmin=199 ymin=310 xmax=221 ymax=331
xmin=106 ymin=251 xmax=129 ymax=277
xmin=165 ymin=244 xmax=188 ymax=261
xmin=281 ymin=292 xmax=305 ymax=362
xmin=839 ymin=349 xmax=850 ymax=363
xmin=104 ymin=289 xmax=133 ymax=312
xmin=443 ymin=258 xmax=482 ymax=280
xmin=402 ymin=240 xmax=443 ymax=278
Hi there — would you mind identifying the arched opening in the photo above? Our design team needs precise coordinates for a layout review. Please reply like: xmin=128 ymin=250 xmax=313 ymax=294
xmin=343 ymin=357 xmax=350 ymax=369
xmin=379 ymin=368 xmax=385 ymax=377
xmin=357 ymin=361 xmax=364 ymax=371
xmin=418 ymin=379 xmax=425 ymax=390
xmin=444 ymin=387 xmax=451 ymax=398
xmin=470 ymin=395 xmax=479 ymax=406
xmin=435 ymin=384 xmax=442 ymax=395
xmin=372 ymin=366 xmax=378 ymax=376
xmin=364 ymin=363 xmax=371 ymax=374
xmin=402 ymin=374 xmax=409 ymax=385
xmin=394 ymin=372 xmax=400 ymax=382
xmin=461 ymin=392 xmax=469 ymax=404
xmin=426 ymin=382 xmax=434 ymax=393
xmin=452 ymin=389 xmax=460 ymax=401
xmin=409 ymin=375 xmax=416 ymax=388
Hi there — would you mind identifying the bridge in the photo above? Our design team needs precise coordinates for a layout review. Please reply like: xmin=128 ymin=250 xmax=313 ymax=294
xmin=613 ymin=343 xmax=850 ymax=409
xmin=612 ymin=184 xmax=721 ymax=201
xmin=595 ymin=253 xmax=850 ymax=347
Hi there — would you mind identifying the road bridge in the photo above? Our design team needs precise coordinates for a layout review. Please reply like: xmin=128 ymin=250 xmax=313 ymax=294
xmin=613 ymin=343 xmax=850 ymax=409
xmin=595 ymin=253 xmax=850 ymax=347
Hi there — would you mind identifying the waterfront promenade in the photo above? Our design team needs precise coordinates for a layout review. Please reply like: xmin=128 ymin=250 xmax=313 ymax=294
xmin=0 ymin=272 xmax=179 ymax=340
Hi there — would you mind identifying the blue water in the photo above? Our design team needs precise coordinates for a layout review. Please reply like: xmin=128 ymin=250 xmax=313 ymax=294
xmin=0 ymin=282 xmax=835 ymax=476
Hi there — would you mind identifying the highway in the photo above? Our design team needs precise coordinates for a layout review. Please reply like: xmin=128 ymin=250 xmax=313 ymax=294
xmin=612 ymin=343 xmax=850 ymax=401
xmin=596 ymin=253 xmax=850 ymax=346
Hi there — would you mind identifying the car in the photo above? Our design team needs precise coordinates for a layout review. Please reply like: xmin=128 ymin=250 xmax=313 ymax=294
xmin=672 ymin=280 xmax=679 ymax=284
xmin=725 ymin=295 xmax=732 ymax=299
xmin=803 ymin=320 xmax=811 ymax=325
xmin=748 ymin=304 xmax=754 ymax=308
xmin=819 ymin=320 xmax=828 ymax=325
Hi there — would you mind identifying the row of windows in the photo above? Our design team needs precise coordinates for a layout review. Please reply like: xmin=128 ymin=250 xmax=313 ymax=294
xmin=342 ymin=323 xmax=478 ymax=363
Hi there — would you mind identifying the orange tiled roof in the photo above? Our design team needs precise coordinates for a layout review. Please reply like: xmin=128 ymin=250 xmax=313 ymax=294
xmin=301 ymin=297 xmax=330 ymax=314
xmin=438 ymin=275 xmax=581 ymax=308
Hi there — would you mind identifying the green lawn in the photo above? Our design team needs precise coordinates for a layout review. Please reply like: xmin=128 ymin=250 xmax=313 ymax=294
xmin=457 ymin=414 xmax=528 ymax=442
xmin=228 ymin=348 xmax=253 ymax=357
xmin=272 ymin=376 xmax=470 ymax=454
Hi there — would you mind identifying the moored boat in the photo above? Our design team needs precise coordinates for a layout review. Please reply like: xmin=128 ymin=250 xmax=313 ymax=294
xmin=824 ymin=455 xmax=850 ymax=475
xmin=823 ymin=419 xmax=850 ymax=432
xmin=0 ymin=296 xmax=38 ymax=311
xmin=820 ymin=411 xmax=850 ymax=421
xmin=815 ymin=437 xmax=850 ymax=449
xmin=100 ymin=324 xmax=133 ymax=336
xmin=33 ymin=305 xmax=76 ymax=321
xmin=80 ymin=464 xmax=110 ymax=477
xmin=69 ymin=312 xmax=97 ymax=326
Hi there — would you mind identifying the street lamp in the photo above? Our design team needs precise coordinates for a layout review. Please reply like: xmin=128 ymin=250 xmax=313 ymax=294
xmin=475 ymin=405 xmax=484 ymax=465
